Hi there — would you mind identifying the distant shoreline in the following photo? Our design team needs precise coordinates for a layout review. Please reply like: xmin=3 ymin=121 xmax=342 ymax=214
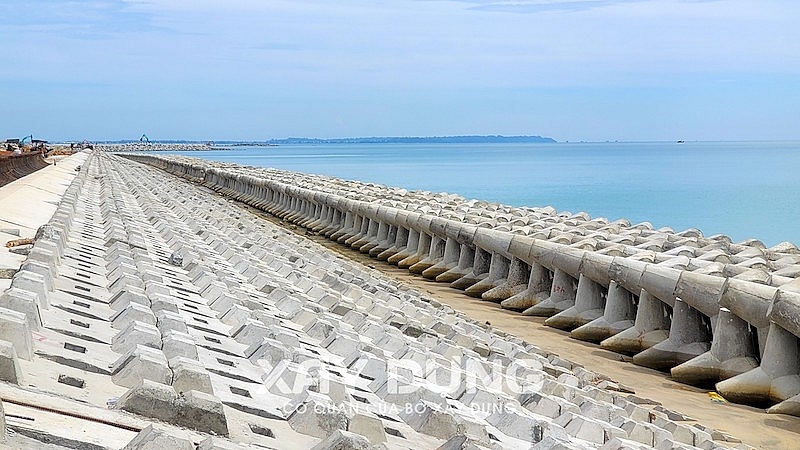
xmin=95 ymin=135 xmax=557 ymax=146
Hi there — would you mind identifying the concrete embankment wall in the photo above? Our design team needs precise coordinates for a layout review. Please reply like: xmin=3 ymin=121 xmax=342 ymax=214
xmin=124 ymin=153 xmax=800 ymax=417
xmin=0 ymin=151 xmax=50 ymax=187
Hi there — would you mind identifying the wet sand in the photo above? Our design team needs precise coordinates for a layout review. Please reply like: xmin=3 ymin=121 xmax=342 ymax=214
xmin=251 ymin=210 xmax=800 ymax=450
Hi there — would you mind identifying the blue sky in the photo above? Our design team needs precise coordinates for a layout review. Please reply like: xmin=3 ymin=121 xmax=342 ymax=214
xmin=1 ymin=0 xmax=798 ymax=142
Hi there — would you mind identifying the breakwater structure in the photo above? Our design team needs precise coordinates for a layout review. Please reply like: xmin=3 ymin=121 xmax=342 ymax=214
xmin=0 ymin=148 xmax=794 ymax=449
xmin=98 ymin=142 xmax=223 ymax=152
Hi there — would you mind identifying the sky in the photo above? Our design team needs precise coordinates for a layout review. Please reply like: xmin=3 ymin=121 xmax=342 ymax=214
xmin=1 ymin=0 xmax=798 ymax=142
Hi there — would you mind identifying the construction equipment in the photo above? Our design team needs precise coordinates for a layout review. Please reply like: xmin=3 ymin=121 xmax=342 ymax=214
xmin=139 ymin=134 xmax=151 ymax=144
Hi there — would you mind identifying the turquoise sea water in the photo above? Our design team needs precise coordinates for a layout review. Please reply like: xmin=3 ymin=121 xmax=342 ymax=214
xmin=164 ymin=141 xmax=800 ymax=247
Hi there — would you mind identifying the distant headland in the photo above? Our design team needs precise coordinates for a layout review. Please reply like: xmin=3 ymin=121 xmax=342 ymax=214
xmin=261 ymin=135 xmax=556 ymax=145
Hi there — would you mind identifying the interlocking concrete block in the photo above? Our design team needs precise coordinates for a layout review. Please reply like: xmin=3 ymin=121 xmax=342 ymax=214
xmin=27 ymin=246 xmax=59 ymax=276
xmin=0 ymin=307 xmax=33 ymax=360
xmin=310 ymin=430 xmax=374 ymax=450
xmin=156 ymin=309 xmax=189 ymax=335
xmin=112 ymin=302 xmax=157 ymax=329
xmin=263 ymin=360 xmax=315 ymax=398
xmin=560 ymin=411 xmax=626 ymax=445
xmin=275 ymin=294 xmax=304 ymax=316
xmin=0 ymin=288 xmax=42 ymax=330
xmin=373 ymin=369 xmax=448 ymax=408
xmin=149 ymin=293 xmax=180 ymax=314
xmin=19 ymin=262 xmax=54 ymax=294
xmin=521 ymin=393 xmax=567 ymax=419
xmin=247 ymin=337 xmax=290 ymax=368
xmin=116 ymin=379 xmax=178 ymax=423
xmin=112 ymin=345 xmax=172 ymax=388
xmin=112 ymin=320 xmax=162 ymax=354
xmin=220 ymin=304 xmax=252 ymax=329
xmin=399 ymin=400 xmax=461 ymax=440
xmin=348 ymin=413 xmax=387 ymax=443
xmin=305 ymin=318 xmax=336 ymax=340
xmin=487 ymin=405 xmax=567 ymax=443
xmin=109 ymin=273 xmax=145 ymax=294
xmin=291 ymin=307 xmax=322 ymax=328
xmin=121 ymin=424 xmax=193 ymax=450
xmin=173 ymin=390 xmax=229 ymax=436
xmin=322 ymin=331 xmax=363 ymax=357
xmin=109 ymin=288 xmax=150 ymax=312
xmin=162 ymin=330 xmax=199 ymax=360
xmin=287 ymin=393 xmax=349 ymax=439
xmin=209 ymin=292 xmax=239 ymax=313
xmin=345 ymin=351 xmax=389 ymax=382
xmin=0 ymin=340 xmax=22 ymax=384
xmin=170 ymin=356 xmax=213 ymax=395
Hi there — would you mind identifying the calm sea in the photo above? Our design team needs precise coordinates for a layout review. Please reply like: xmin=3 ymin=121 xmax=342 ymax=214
xmin=164 ymin=141 xmax=800 ymax=247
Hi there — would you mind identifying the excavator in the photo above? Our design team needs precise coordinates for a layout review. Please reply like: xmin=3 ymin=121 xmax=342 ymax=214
xmin=139 ymin=134 xmax=151 ymax=144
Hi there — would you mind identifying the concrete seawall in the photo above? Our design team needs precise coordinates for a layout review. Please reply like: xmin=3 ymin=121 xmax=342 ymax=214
xmin=123 ymin=152 xmax=800 ymax=418
xmin=0 ymin=151 xmax=50 ymax=187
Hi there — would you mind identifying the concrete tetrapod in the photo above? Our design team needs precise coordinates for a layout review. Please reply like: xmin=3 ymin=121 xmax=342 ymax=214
xmin=436 ymin=243 xmax=474 ymax=283
xmin=464 ymin=253 xmax=510 ymax=298
xmin=571 ymin=280 xmax=637 ymax=343
xmin=716 ymin=322 xmax=800 ymax=409
xmin=482 ymin=257 xmax=530 ymax=302
xmin=387 ymin=228 xmax=418 ymax=265
xmin=632 ymin=299 xmax=712 ymax=372
xmin=398 ymin=232 xmax=430 ymax=269
xmin=450 ymin=247 xmax=491 ymax=290
xmin=422 ymin=236 xmax=460 ymax=279
xmin=376 ymin=226 xmax=408 ymax=261
xmin=522 ymin=268 xmax=577 ymax=317
xmin=500 ymin=262 xmax=552 ymax=311
xmin=545 ymin=273 xmax=606 ymax=331
xmin=670 ymin=308 xmax=759 ymax=387
xmin=369 ymin=224 xmax=397 ymax=257
xmin=600 ymin=290 xmax=671 ymax=355
xmin=409 ymin=235 xmax=445 ymax=274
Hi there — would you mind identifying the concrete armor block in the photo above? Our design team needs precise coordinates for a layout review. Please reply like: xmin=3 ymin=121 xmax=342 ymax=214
xmin=545 ymin=273 xmax=606 ymax=331
xmin=571 ymin=281 xmax=636 ymax=343
xmin=633 ymin=299 xmax=712 ymax=371
xmin=601 ymin=290 xmax=671 ymax=355
xmin=524 ymin=269 xmax=578 ymax=317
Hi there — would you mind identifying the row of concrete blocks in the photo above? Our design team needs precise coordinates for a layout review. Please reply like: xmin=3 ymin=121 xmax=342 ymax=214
xmin=0 ymin=153 xmax=94 ymax=382
xmin=122 ymin=154 xmax=800 ymax=418
xmin=110 ymin=153 xmax=748 ymax=449
xmin=139 ymin=154 xmax=800 ymax=268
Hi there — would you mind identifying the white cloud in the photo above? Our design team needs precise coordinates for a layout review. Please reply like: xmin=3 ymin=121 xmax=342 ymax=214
xmin=1 ymin=0 xmax=798 ymax=140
